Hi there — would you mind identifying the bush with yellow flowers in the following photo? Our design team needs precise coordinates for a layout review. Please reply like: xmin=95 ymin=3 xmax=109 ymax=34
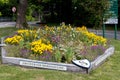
xmin=17 ymin=29 xmax=37 ymax=42
xmin=81 ymin=30 xmax=107 ymax=46
xmin=30 ymin=39 xmax=53 ymax=55
xmin=4 ymin=35 xmax=23 ymax=45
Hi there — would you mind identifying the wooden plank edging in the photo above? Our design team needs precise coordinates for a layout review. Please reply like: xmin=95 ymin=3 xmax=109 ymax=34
xmin=1 ymin=38 xmax=115 ymax=73
xmin=2 ymin=56 xmax=87 ymax=73
xmin=88 ymin=46 xmax=115 ymax=72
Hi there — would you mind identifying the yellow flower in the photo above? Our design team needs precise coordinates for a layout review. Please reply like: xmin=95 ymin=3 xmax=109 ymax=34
xmin=30 ymin=39 xmax=53 ymax=54
xmin=4 ymin=35 xmax=23 ymax=45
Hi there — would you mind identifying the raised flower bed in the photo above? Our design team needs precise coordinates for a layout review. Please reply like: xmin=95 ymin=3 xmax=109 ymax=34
xmin=0 ymin=23 xmax=115 ymax=73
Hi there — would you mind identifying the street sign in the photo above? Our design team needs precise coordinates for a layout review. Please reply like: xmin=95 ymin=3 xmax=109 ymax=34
xmin=103 ymin=0 xmax=118 ymax=39
xmin=104 ymin=18 xmax=118 ymax=24
xmin=108 ymin=0 xmax=118 ymax=19
xmin=12 ymin=7 xmax=16 ymax=13
xmin=104 ymin=0 xmax=118 ymax=23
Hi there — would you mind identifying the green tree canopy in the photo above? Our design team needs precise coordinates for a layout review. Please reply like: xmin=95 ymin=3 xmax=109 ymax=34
xmin=72 ymin=0 xmax=110 ymax=28
xmin=0 ymin=0 xmax=110 ymax=29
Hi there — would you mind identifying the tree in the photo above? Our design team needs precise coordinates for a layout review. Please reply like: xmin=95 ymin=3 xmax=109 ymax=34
xmin=72 ymin=0 xmax=110 ymax=28
xmin=39 ymin=0 xmax=72 ymax=24
xmin=1 ymin=0 xmax=110 ymax=28
xmin=15 ymin=0 xmax=28 ymax=28
xmin=15 ymin=0 xmax=45 ymax=28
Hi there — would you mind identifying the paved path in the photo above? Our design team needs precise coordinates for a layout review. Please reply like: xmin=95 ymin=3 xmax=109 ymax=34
xmin=0 ymin=22 xmax=120 ymax=40
xmin=0 ymin=22 xmax=39 ymax=28
xmin=0 ymin=22 xmax=16 ymax=28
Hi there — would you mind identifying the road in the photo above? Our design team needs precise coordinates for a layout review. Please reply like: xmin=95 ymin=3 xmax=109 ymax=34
xmin=88 ymin=29 xmax=120 ymax=40
xmin=0 ymin=22 xmax=120 ymax=40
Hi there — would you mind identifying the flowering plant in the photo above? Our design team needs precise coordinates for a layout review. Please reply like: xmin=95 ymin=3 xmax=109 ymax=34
xmin=4 ymin=23 xmax=109 ymax=63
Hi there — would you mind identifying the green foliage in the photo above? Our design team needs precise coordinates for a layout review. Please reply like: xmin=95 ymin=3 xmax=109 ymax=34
xmin=26 ymin=5 xmax=36 ymax=21
xmin=19 ymin=40 xmax=30 ymax=49
xmin=0 ymin=12 xmax=2 ymax=16
xmin=64 ymin=47 xmax=75 ymax=63
xmin=72 ymin=0 xmax=110 ymax=28
xmin=54 ymin=49 xmax=62 ymax=62
xmin=5 ymin=45 xmax=21 ymax=57
xmin=42 ymin=0 xmax=51 ymax=3
xmin=0 ymin=0 xmax=110 ymax=29
xmin=26 ymin=15 xmax=35 ymax=21
xmin=0 ymin=0 xmax=9 ymax=4
xmin=26 ymin=1 xmax=44 ymax=21
xmin=0 ymin=0 xmax=18 ymax=17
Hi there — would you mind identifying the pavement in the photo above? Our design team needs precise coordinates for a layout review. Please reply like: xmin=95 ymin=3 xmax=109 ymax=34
xmin=0 ymin=22 xmax=39 ymax=28
xmin=0 ymin=22 xmax=120 ymax=40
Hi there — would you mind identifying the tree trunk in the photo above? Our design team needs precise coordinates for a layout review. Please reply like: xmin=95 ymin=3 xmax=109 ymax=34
xmin=16 ymin=0 xmax=28 ymax=28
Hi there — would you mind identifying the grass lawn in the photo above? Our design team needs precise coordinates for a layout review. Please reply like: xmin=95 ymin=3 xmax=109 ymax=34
xmin=0 ymin=27 xmax=120 ymax=80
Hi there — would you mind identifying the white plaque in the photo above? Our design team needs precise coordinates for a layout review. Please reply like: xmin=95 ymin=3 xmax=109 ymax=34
xmin=19 ymin=60 xmax=67 ymax=71
xmin=72 ymin=59 xmax=91 ymax=68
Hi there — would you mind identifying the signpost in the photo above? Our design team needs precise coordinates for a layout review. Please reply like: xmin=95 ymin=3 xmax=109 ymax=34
xmin=103 ymin=0 xmax=118 ymax=39
xmin=12 ymin=7 xmax=16 ymax=21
